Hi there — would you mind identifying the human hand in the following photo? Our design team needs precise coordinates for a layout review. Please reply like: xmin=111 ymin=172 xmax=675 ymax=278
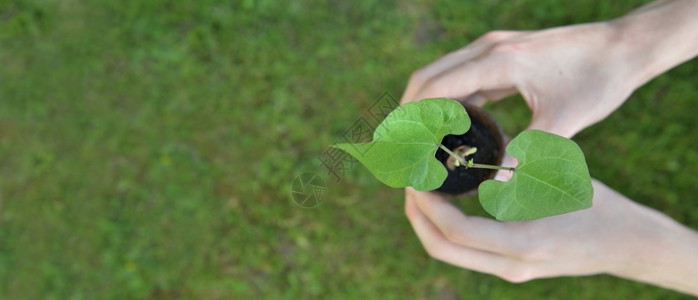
xmin=400 ymin=22 xmax=637 ymax=139
xmin=404 ymin=179 xmax=698 ymax=295
xmin=400 ymin=0 xmax=698 ymax=295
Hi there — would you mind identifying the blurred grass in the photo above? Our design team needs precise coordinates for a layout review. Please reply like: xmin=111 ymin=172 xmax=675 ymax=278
xmin=0 ymin=0 xmax=696 ymax=299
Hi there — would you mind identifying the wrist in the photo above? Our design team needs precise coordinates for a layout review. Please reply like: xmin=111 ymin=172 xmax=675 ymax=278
xmin=608 ymin=0 xmax=698 ymax=89
xmin=609 ymin=205 xmax=698 ymax=296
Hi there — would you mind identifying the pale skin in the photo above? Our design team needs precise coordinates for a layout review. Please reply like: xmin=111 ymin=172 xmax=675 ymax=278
xmin=400 ymin=0 xmax=698 ymax=295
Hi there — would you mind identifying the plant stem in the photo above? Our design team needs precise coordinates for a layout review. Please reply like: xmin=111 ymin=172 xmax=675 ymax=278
xmin=469 ymin=162 xmax=516 ymax=172
xmin=438 ymin=144 xmax=515 ymax=172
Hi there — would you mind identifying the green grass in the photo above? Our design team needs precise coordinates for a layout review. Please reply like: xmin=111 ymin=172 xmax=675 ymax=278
xmin=1 ymin=0 xmax=696 ymax=299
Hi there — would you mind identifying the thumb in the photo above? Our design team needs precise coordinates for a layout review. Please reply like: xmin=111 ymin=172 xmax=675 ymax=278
xmin=493 ymin=154 xmax=518 ymax=182
xmin=491 ymin=134 xmax=517 ymax=182
xmin=526 ymin=106 xmax=586 ymax=139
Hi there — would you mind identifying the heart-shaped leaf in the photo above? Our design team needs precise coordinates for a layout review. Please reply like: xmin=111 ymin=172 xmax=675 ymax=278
xmin=334 ymin=98 xmax=470 ymax=191
xmin=478 ymin=130 xmax=594 ymax=221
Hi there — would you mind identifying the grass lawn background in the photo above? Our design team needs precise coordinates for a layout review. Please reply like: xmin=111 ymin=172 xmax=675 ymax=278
xmin=1 ymin=0 xmax=697 ymax=299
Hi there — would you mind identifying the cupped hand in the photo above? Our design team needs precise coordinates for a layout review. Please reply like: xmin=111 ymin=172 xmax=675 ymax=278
xmin=400 ymin=22 xmax=639 ymax=139
xmin=400 ymin=2 xmax=698 ymax=295
xmin=404 ymin=179 xmax=698 ymax=294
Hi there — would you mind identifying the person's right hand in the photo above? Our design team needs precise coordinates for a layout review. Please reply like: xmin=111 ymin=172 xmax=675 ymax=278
xmin=405 ymin=178 xmax=698 ymax=296
xmin=400 ymin=22 xmax=639 ymax=139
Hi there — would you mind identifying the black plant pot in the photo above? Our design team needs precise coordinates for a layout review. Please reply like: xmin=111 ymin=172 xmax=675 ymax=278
xmin=435 ymin=102 xmax=505 ymax=196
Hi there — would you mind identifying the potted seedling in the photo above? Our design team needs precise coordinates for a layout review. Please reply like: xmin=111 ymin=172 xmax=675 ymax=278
xmin=334 ymin=98 xmax=593 ymax=221
xmin=435 ymin=102 xmax=505 ymax=196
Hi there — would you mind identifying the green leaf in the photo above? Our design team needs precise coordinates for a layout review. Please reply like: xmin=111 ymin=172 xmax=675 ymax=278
xmin=478 ymin=130 xmax=594 ymax=221
xmin=334 ymin=98 xmax=470 ymax=191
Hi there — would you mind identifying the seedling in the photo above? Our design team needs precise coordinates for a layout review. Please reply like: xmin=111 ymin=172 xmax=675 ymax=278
xmin=334 ymin=98 xmax=593 ymax=221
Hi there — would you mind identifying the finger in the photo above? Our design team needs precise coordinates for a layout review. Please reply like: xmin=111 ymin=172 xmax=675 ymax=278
xmin=401 ymin=31 xmax=523 ymax=105
xmin=520 ymin=91 xmax=591 ymax=138
xmin=405 ymin=192 xmax=522 ymax=277
xmin=491 ymin=134 xmax=517 ymax=182
xmin=412 ymin=57 xmax=520 ymax=105
xmin=454 ymin=87 xmax=518 ymax=108
xmin=459 ymin=92 xmax=487 ymax=107
xmin=526 ymin=113 xmax=580 ymax=139
xmin=480 ymin=87 xmax=518 ymax=101
xmin=406 ymin=187 xmax=521 ymax=256
xmin=494 ymin=154 xmax=518 ymax=182
xmin=401 ymin=46 xmax=489 ymax=105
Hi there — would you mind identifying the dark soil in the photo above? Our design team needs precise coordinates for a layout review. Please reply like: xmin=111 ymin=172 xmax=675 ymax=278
xmin=435 ymin=103 xmax=504 ymax=196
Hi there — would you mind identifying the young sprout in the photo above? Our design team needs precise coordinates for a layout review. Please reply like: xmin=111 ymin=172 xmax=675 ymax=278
xmin=440 ymin=144 xmax=514 ymax=172
xmin=446 ymin=145 xmax=478 ymax=170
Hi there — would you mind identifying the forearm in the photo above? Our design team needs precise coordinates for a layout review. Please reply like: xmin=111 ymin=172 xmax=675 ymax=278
xmin=651 ymin=225 xmax=698 ymax=296
xmin=611 ymin=204 xmax=698 ymax=296
xmin=610 ymin=0 xmax=698 ymax=89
